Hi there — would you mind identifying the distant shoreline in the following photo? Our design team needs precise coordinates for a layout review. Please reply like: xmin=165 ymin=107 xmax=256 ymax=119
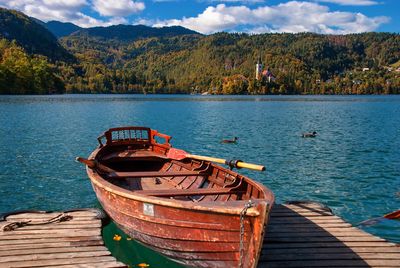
xmin=1 ymin=93 xmax=400 ymax=96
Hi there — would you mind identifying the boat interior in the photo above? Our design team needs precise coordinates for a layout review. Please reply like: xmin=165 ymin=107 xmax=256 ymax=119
xmin=93 ymin=127 xmax=267 ymax=202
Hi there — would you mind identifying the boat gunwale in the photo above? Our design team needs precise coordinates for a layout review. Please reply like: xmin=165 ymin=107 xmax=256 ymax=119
xmin=87 ymin=147 xmax=274 ymax=216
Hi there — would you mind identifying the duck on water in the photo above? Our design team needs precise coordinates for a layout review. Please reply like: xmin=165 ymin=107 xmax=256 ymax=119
xmin=302 ymin=131 xmax=317 ymax=138
xmin=222 ymin=137 xmax=238 ymax=143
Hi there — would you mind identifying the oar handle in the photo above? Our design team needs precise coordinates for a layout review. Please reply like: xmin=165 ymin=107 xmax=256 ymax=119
xmin=187 ymin=154 xmax=265 ymax=171
xmin=236 ymin=162 xmax=265 ymax=171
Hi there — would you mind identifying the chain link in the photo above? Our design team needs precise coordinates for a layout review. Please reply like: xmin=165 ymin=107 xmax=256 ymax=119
xmin=239 ymin=200 xmax=254 ymax=268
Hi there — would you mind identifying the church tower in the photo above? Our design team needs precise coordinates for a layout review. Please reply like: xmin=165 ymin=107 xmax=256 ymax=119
xmin=255 ymin=55 xmax=263 ymax=80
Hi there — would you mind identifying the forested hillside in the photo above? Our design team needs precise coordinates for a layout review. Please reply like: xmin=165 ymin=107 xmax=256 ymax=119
xmin=0 ymin=8 xmax=73 ymax=62
xmin=1 ymin=8 xmax=399 ymax=95
xmin=59 ymin=32 xmax=400 ymax=94
xmin=45 ymin=21 xmax=82 ymax=38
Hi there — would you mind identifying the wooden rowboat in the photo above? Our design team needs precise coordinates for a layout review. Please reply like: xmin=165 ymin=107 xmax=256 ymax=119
xmin=78 ymin=126 xmax=275 ymax=268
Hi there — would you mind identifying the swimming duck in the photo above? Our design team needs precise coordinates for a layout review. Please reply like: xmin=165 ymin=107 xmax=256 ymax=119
xmin=221 ymin=137 xmax=238 ymax=143
xmin=302 ymin=131 xmax=317 ymax=138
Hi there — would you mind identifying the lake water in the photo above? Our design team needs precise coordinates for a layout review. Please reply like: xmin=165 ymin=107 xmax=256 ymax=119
xmin=0 ymin=94 xmax=399 ymax=266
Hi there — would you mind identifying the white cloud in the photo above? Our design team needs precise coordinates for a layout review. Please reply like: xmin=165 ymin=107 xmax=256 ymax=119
xmin=0 ymin=0 xmax=140 ymax=27
xmin=154 ymin=1 xmax=389 ymax=34
xmin=314 ymin=0 xmax=379 ymax=6
xmin=206 ymin=0 xmax=265 ymax=3
xmin=92 ymin=0 xmax=145 ymax=17
xmin=42 ymin=0 xmax=88 ymax=8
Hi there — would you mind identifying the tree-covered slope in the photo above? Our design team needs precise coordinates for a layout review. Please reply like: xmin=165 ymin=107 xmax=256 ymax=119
xmin=70 ymin=24 xmax=200 ymax=42
xmin=59 ymin=32 xmax=400 ymax=94
xmin=0 ymin=39 xmax=64 ymax=94
xmin=0 ymin=8 xmax=74 ymax=62
xmin=45 ymin=21 xmax=82 ymax=38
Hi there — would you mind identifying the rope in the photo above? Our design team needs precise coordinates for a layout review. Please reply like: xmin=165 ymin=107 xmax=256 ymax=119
xmin=3 ymin=213 xmax=73 ymax=232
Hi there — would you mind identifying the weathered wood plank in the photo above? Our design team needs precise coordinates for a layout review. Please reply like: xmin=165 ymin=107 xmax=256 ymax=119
xmin=0 ymin=246 xmax=109 ymax=257
xmin=261 ymin=252 xmax=400 ymax=261
xmin=270 ymin=215 xmax=341 ymax=220
xmin=0 ymin=240 xmax=104 ymax=251
xmin=270 ymin=212 xmax=334 ymax=217
xmin=3 ymin=216 xmax=98 ymax=222
xmin=5 ymin=211 xmax=98 ymax=219
xmin=271 ymin=208 xmax=332 ymax=213
xmin=2 ymin=223 xmax=102 ymax=230
xmin=265 ymin=226 xmax=359 ymax=233
xmin=268 ymin=223 xmax=352 ymax=228
xmin=0 ymin=231 xmax=101 ymax=240
xmin=266 ymin=231 xmax=381 ymax=238
xmin=52 ymin=262 xmax=127 ymax=268
xmin=262 ymin=241 xmax=398 ymax=249
xmin=0 ymin=250 xmax=111 ymax=263
xmin=0 ymin=220 xmax=100 ymax=227
xmin=259 ymin=259 xmax=400 ymax=267
xmin=1 ymin=229 xmax=101 ymax=236
xmin=0 ymin=256 xmax=119 ymax=267
xmin=0 ymin=236 xmax=103 ymax=246
xmin=262 ymin=247 xmax=400 ymax=255
xmin=269 ymin=218 xmax=346 ymax=224
xmin=265 ymin=236 xmax=386 ymax=243
xmin=283 ymin=203 xmax=331 ymax=209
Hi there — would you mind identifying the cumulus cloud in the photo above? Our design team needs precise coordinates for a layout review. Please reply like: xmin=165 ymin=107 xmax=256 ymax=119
xmin=154 ymin=1 xmax=389 ymax=34
xmin=0 ymin=0 xmax=142 ymax=27
xmin=314 ymin=0 xmax=379 ymax=6
xmin=206 ymin=0 xmax=265 ymax=3
xmin=92 ymin=0 xmax=145 ymax=17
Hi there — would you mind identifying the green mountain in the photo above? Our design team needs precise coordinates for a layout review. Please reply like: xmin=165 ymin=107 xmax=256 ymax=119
xmin=0 ymin=8 xmax=73 ymax=62
xmin=70 ymin=24 xmax=200 ymax=42
xmin=45 ymin=21 xmax=81 ymax=38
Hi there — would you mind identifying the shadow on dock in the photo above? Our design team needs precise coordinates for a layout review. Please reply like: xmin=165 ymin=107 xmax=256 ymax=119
xmin=259 ymin=202 xmax=400 ymax=267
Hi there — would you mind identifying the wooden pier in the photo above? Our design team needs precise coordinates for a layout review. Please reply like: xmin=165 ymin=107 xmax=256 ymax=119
xmin=1 ymin=203 xmax=399 ymax=267
xmin=260 ymin=202 xmax=400 ymax=267
xmin=0 ymin=209 xmax=126 ymax=268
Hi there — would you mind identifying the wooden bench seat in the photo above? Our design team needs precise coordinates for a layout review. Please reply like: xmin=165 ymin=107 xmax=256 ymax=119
xmin=137 ymin=187 xmax=244 ymax=197
xmin=102 ymin=150 xmax=167 ymax=161
xmin=108 ymin=170 xmax=207 ymax=178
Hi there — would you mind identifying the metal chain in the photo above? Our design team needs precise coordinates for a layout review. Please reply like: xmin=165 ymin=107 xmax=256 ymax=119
xmin=239 ymin=200 xmax=254 ymax=268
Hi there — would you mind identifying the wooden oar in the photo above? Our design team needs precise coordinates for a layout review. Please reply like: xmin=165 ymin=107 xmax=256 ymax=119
xmin=383 ymin=209 xmax=400 ymax=220
xmin=358 ymin=209 xmax=400 ymax=226
xmin=76 ymin=157 xmax=116 ymax=174
xmin=166 ymin=148 xmax=265 ymax=171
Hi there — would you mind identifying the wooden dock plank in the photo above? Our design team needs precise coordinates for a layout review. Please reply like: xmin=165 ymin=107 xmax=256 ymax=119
xmin=262 ymin=252 xmax=400 ymax=261
xmin=259 ymin=203 xmax=399 ymax=268
xmin=0 ymin=236 xmax=103 ymax=246
xmin=0 ymin=256 xmax=121 ymax=268
xmin=263 ymin=241 xmax=398 ymax=249
xmin=0 ymin=240 xmax=105 ymax=251
xmin=0 ymin=209 xmax=126 ymax=268
xmin=0 ymin=230 xmax=101 ymax=239
xmin=53 ymin=262 xmax=128 ymax=268
xmin=263 ymin=247 xmax=400 ymax=254
xmin=0 ymin=246 xmax=109 ymax=257
xmin=259 ymin=259 xmax=400 ymax=267
xmin=0 ymin=250 xmax=112 ymax=263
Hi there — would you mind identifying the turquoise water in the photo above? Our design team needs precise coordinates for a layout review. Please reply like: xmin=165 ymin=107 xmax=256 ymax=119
xmin=0 ymin=95 xmax=399 ymax=262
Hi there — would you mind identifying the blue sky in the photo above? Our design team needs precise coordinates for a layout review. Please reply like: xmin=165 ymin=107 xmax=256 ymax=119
xmin=0 ymin=0 xmax=398 ymax=34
